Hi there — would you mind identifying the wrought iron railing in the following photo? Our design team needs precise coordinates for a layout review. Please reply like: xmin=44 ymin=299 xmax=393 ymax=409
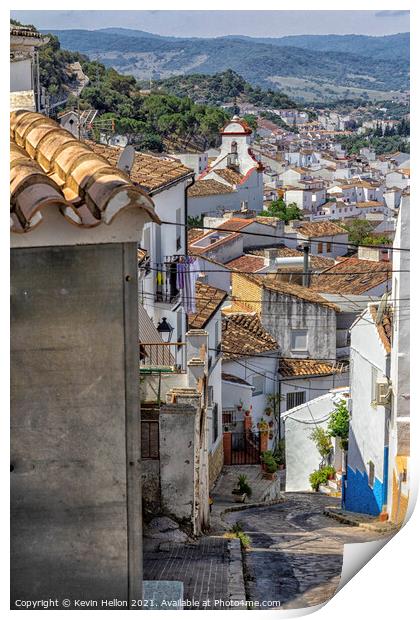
xmin=139 ymin=342 xmax=186 ymax=373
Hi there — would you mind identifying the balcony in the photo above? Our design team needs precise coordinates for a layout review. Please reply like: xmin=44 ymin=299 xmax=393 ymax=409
xmin=140 ymin=342 xmax=186 ymax=374
xmin=154 ymin=256 xmax=181 ymax=304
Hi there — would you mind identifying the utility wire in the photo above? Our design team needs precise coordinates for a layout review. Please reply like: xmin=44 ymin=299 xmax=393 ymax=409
xmin=158 ymin=219 xmax=410 ymax=253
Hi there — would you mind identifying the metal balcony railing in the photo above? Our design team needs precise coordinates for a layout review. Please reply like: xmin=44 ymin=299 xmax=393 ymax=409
xmin=139 ymin=342 xmax=186 ymax=373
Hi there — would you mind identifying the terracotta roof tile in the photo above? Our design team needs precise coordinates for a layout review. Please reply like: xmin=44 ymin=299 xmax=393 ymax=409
xmin=310 ymin=258 xmax=391 ymax=295
xmin=86 ymin=140 xmax=193 ymax=194
xmin=225 ymin=255 xmax=266 ymax=272
xmin=188 ymin=179 xmax=234 ymax=197
xmin=239 ymin=273 xmax=339 ymax=311
xmin=222 ymin=313 xmax=278 ymax=360
xmin=279 ymin=358 xmax=346 ymax=378
xmin=216 ymin=218 xmax=256 ymax=232
xmin=214 ymin=168 xmax=245 ymax=185
xmin=370 ymin=305 xmax=392 ymax=353
xmin=249 ymin=247 xmax=335 ymax=272
xmin=188 ymin=281 xmax=227 ymax=329
xmin=292 ymin=221 xmax=348 ymax=238
xmin=10 ymin=111 xmax=157 ymax=234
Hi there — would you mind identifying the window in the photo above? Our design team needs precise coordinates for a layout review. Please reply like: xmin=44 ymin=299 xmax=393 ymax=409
xmin=208 ymin=385 xmax=214 ymax=406
xmin=291 ymin=329 xmax=308 ymax=352
xmin=317 ymin=241 xmax=323 ymax=254
xmin=212 ymin=402 xmax=219 ymax=444
xmin=175 ymin=208 xmax=182 ymax=251
xmin=286 ymin=391 xmax=306 ymax=410
xmin=368 ymin=461 xmax=375 ymax=488
xmin=214 ymin=319 xmax=221 ymax=355
xmin=251 ymin=374 xmax=265 ymax=396
xmin=326 ymin=241 xmax=332 ymax=253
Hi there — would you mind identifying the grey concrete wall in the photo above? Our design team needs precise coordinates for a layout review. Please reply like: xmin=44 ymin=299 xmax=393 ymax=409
xmin=141 ymin=460 xmax=161 ymax=517
xmin=10 ymin=243 xmax=142 ymax=607
xmin=261 ymin=290 xmax=337 ymax=360
xmin=159 ymin=404 xmax=197 ymax=525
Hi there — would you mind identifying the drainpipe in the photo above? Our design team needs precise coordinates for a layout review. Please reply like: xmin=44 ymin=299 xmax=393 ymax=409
xmin=184 ymin=174 xmax=195 ymax=334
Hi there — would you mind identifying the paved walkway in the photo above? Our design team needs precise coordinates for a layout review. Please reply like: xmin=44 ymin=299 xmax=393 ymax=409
xmin=210 ymin=465 xmax=285 ymax=532
xmin=143 ymin=537 xmax=230 ymax=610
xmin=224 ymin=492 xmax=391 ymax=610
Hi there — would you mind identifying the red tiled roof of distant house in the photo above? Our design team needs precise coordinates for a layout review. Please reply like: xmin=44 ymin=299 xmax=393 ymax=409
xmin=222 ymin=313 xmax=278 ymax=360
xmin=310 ymin=257 xmax=391 ymax=295
xmin=188 ymin=179 xmax=235 ymax=197
xmin=225 ymin=255 xmax=266 ymax=273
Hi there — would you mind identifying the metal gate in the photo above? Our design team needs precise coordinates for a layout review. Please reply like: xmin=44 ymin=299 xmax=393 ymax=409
xmin=228 ymin=431 xmax=261 ymax=465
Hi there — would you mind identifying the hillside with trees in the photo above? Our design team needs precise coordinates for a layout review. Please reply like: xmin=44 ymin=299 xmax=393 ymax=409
xmin=44 ymin=28 xmax=410 ymax=97
xmin=12 ymin=21 xmax=229 ymax=153
xmin=338 ymin=119 xmax=410 ymax=155
xmin=151 ymin=70 xmax=297 ymax=109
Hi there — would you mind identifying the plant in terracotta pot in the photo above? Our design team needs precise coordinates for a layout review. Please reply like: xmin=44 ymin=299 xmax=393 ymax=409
xmin=268 ymin=420 xmax=274 ymax=428
xmin=264 ymin=406 xmax=272 ymax=416
xmin=261 ymin=450 xmax=277 ymax=480
xmin=237 ymin=400 xmax=243 ymax=412
xmin=257 ymin=418 xmax=269 ymax=431
xmin=269 ymin=431 xmax=274 ymax=440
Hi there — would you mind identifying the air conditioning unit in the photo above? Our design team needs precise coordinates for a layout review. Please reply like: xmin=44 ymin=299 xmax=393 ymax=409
xmin=375 ymin=377 xmax=391 ymax=405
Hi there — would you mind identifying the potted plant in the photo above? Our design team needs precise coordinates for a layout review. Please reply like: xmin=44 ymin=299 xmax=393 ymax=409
xmin=257 ymin=418 xmax=269 ymax=431
xmin=324 ymin=465 xmax=336 ymax=480
xmin=232 ymin=474 xmax=252 ymax=503
xmin=273 ymin=439 xmax=286 ymax=470
xmin=269 ymin=431 xmax=274 ymax=440
xmin=261 ymin=450 xmax=277 ymax=480
xmin=264 ymin=406 xmax=272 ymax=416
xmin=268 ymin=420 xmax=274 ymax=428
xmin=237 ymin=400 xmax=243 ymax=412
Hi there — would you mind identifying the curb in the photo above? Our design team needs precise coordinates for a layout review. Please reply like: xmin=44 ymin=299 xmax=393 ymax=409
xmin=323 ymin=508 xmax=399 ymax=534
xmin=227 ymin=538 xmax=247 ymax=609
xmin=222 ymin=496 xmax=285 ymax=516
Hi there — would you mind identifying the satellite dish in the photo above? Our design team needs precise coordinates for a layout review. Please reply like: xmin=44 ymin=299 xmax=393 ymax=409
xmin=117 ymin=145 xmax=135 ymax=175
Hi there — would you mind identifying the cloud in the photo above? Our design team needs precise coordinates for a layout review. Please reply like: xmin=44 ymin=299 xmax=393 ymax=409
xmin=375 ymin=10 xmax=410 ymax=18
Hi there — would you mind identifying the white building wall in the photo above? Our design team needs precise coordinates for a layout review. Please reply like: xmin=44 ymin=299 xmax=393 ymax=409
xmin=283 ymin=389 xmax=349 ymax=491
xmin=10 ymin=58 xmax=33 ymax=92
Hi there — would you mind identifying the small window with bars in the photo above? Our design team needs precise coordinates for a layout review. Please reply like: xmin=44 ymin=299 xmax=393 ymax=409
xmin=286 ymin=391 xmax=306 ymax=410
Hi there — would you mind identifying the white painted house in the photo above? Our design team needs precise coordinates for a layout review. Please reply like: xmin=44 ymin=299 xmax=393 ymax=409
xmin=10 ymin=24 xmax=49 ymax=112
xmin=282 ymin=388 xmax=349 ymax=492
xmin=387 ymin=196 xmax=410 ymax=524
xmin=343 ymin=302 xmax=392 ymax=516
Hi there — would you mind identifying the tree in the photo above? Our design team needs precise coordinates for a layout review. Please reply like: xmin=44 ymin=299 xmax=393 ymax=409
xmin=264 ymin=199 xmax=303 ymax=224
xmin=327 ymin=400 xmax=350 ymax=450
xmin=344 ymin=220 xmax=374 ymax=246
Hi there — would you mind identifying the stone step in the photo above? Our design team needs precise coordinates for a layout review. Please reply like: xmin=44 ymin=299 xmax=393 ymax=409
xmin=327 ymin=479 xmax=340 ymax=491
xmin=319 ymin=484 xmax=341 ymax=497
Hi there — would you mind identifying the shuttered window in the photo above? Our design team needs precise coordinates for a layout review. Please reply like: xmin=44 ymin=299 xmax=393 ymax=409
xmin=141 ymin=421 xmax=159 ymax=459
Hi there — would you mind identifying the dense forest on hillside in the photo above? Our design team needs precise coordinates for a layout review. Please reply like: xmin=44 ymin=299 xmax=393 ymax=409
xmin=45 ymin=28 xmax=410 ymax=93
xmin=151 ymin=70 xmax=297 ymax=109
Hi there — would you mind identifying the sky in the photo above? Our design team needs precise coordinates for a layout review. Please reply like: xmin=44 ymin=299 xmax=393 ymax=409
xmin=10 ymin=10 xmax=410 ymax=38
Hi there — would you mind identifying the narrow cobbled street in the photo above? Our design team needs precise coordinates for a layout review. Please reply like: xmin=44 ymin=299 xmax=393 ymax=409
xmin=224 ymin=492 xmax=390 ymax=609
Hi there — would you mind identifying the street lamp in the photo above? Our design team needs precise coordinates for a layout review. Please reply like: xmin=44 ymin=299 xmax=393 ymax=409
xmin=157 ymin=317 xmax=174 ymax=342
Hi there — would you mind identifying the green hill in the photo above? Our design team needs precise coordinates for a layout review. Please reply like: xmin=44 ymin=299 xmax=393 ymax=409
xmin=43 ymin=28 xmax=409 ymax=102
